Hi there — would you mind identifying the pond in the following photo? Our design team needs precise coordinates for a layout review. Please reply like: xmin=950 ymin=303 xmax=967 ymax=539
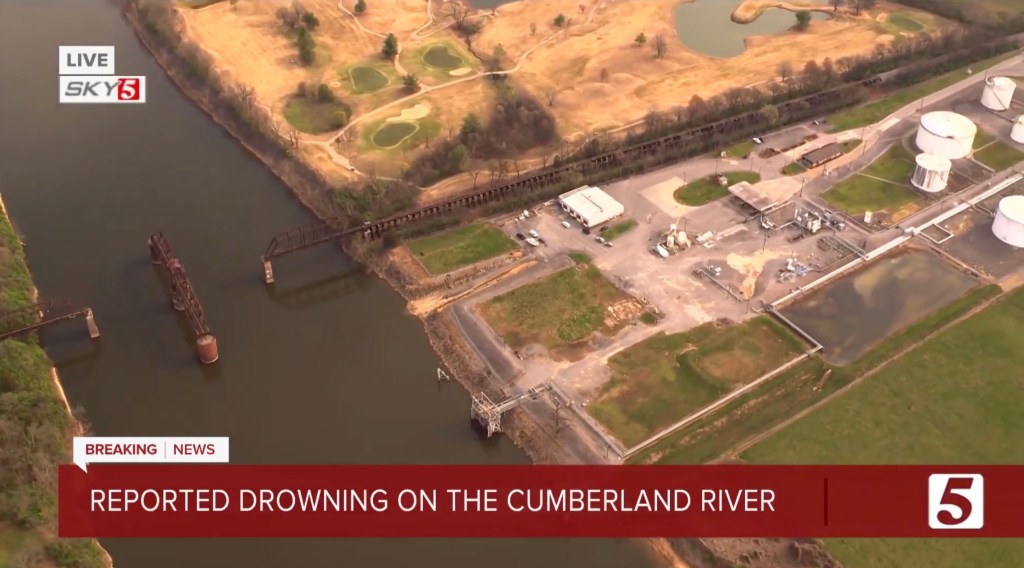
xmin=423 ymin=44 xmax=464 ymax=70
xmin=373 ymin=121 xmax=418 ymax=147
xmin=674 ymin=0 xmax=831 ymax=58
xmin=780 ymin=250 xmax=977 ymax=365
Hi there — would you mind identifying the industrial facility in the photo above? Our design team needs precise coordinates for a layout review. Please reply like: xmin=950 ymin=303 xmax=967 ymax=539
xmin=558 ymin=185 xmax=625 ymax=228
xmin=915 ymin=111 xmax=977 ymax=160
xmin=911 ymin=153 xmax=952 ymax=193
xmin=992 ymin=195 xmax=1024 ymax=248
xmin=1012 ymin=116 xmax=1024 ymax=145
xmin=981 ymin=76 xmax=1016 ymax=111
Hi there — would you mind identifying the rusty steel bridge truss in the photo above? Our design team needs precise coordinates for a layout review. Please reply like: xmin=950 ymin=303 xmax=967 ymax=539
xmin=0 ymin=300 xmax=99 ymax=341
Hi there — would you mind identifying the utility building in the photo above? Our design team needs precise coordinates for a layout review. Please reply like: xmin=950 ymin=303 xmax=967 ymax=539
xmin=799 ymin=143 xmax=842 ymax=169
xmin=558 ymin=185 xmax=625 ymax=228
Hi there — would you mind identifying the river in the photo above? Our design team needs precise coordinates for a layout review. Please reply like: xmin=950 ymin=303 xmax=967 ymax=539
xmin=0 ymin=1 xmax=654 ymax=567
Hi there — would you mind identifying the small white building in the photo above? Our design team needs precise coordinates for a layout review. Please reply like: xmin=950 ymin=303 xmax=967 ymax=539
xmin=558 ymin=185 xmax=624 ymax=228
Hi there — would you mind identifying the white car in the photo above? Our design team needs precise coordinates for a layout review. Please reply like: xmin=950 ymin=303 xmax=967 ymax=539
xmin=595 ymin=236 xmax=606 ymax=245
xmin=528 ymin=229 xmax=540 ymax=239
xmin=561 ymin=221 xmax=571 ymax=229
xmin=525 ymin=237 xmax=540 ymax=247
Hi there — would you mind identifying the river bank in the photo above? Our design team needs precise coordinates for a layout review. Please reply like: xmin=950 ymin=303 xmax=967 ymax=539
xmin=0 ymin=194 xmax=110 ymax=568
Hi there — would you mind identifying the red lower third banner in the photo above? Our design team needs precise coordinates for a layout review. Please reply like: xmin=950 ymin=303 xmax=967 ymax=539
xmin=59 ymin=465 xmax=1024 ymax=538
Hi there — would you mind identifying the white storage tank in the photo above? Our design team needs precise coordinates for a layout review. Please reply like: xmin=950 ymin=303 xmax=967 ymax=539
xmin=911 ymin=153 xmax=951 ymax=193
xmin=1012 ymin=116 xmax=1024 ymax=145
xmin=992 ymin=195 xmax=1024 ymax=248
xmin=915 ymin=111 xmax=977 ymax=160
xmin=981 ymin=77 xmax=1016 ymax=111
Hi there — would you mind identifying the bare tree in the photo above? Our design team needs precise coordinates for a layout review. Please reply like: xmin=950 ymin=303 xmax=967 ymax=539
xmin=287 ymin=127 xmax=301 ymax=148
xmin=545 ymin=90 xmax=557 ymax=107
xmin=530 ymin=22 xmax=537 ymax=36
xmin=599 ymin=67 xmax=609 ymax=82
xmin=777 ymin=61 xmax=794 ymax=83
xmin=233 ymin=83 xmax=256 ymax=116
xmin=654 ymin=34 xmax=667 ymax=58
xmin=513 ymin=159 xmax=521 ymax=178
xmin=450 ymin=3 xmax=468 ymax=27
xmin=471 ymin=171 xmax=481 ymax=188
xmin=578 ymin=3 xmax=585 ymax=14
xmin=229 ymin=0 xmax=238 ymax=10
xmin=829 ymin=0 xmax=844 ymax=11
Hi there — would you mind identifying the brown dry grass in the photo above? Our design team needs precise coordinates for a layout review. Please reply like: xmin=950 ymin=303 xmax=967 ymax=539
xmin=473 ymin=0 xmax=952 ymax=141
xmin=176 ymin=0 xmax=957 ymax=186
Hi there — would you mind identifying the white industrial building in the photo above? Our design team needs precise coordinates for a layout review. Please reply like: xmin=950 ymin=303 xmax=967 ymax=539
xmin=1012 ymin=116 xmax=1024 ymax=145
xmin=993 ymin=195 xmax=1024 ymax=248
xmin=915 ymin=111 xmax=977 ymax=160
xmin=911 ymin=153 xmax=951 ymax=193
xmin=981 ymin=77 xmax=1016 ymax=111
xmin=558 ymin=185 xmax=624 ymax=228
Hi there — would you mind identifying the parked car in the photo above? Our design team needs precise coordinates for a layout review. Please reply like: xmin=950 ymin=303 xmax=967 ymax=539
xmin=752 ymin=137 xmax=764 ymax=144
xmin=528 ymin=229 xmax=540 ymax=239
xmin=561 ymin=221 xmax=571 ymax=229
xmin=582 ymin=227 xmax=591 ymax=235
xmin=604 ymin=241 xmax=613 ymax=248
xmin=595 ymin=236 xmax=607 ymax=245
xmin=599 ymin=226 xmax=609 ymax=233
xmin=525 ymin=237 xmax=540 ymax=247
xmin=515 ymin=232 xmax=526 ymax=240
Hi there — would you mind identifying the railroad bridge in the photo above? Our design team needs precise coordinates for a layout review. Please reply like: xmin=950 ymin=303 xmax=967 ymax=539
xmin=0 ymin=299 xmax=99 ymax=342
xmin=148 ymin=232 xmax=218 ymax=364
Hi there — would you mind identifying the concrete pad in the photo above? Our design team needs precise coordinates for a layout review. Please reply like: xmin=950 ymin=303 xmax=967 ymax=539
xmin=640 ymin=176 xmax=689 ymax=218
xmin=879 ymin=117 xmax=900 ymax=132
xmin=836 ymin=131 xmax=860 ymax=143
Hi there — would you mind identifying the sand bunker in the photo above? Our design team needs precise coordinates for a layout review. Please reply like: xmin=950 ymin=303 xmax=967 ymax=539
xmin=726 ymin=250 xmax=786 ymax=299
xmin=449 ymin=67 xmax=472 ymax=76
xmin=386 ymin=103 xmax=430 ymax=122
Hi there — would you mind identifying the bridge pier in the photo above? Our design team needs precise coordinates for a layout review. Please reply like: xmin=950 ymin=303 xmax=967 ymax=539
xmin=84 ymin=309 xmax=100 ymax=339
xmin=196 ymin=334 xmax=219 ymax=364
xmin=261 ymin=256 xmax=274 ymax=285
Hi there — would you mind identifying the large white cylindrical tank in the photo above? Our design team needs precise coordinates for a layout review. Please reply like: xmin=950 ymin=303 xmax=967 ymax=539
xmin=981 ymin=77 xmax=1016 ymax=111
xmin=1012 ymin=116 xmax=1024 ymax=144
xmin=916 ymin=111 xmax=977 ymax=160
xmin=911 ymin=153 xmax=951 ymax=193
xmin=992 ymin=195 xmax=1024 ymax=248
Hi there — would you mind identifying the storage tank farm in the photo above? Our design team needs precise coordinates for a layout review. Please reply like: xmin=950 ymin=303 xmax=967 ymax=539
xmin=981 ymin=77 xmax=1016 ymax=111
xmin=911 ymin=153 xmax=951 ymax=193
xmin=915 ymin=111 xmax=977 ymax=160
xmin=1012 ymin=115 xmax=1024 ymax=145
xmin=993 ymin=195 xmax=1024 ymax=249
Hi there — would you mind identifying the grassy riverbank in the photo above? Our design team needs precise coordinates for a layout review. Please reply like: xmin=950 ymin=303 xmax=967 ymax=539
xmin=0 ymin=204 xmax=106 ymax=567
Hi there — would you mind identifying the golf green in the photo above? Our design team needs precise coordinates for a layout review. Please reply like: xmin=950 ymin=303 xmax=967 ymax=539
xmin=373 ymin=122 xmax=418 ymax=147
xmin=349 ymin=66 xmax=388 ymax=92
xmin=422 ymin=45 xmax=463 ymax=70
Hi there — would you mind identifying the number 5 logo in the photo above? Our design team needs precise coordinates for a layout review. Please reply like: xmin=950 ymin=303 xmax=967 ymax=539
xmin=928 ymin=474 xmax=984 ymax=529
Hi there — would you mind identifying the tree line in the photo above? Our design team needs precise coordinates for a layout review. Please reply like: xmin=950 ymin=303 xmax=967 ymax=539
xmin=893 ymin=0 xmax=1024 ymax=33
xmin=402 ymin=84 xmax=558 ymax=187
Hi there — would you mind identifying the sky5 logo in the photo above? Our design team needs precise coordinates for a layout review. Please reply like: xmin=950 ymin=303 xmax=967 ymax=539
xmin=58 ymin=46 xmax=146 ymax=104
xmin=60 ymin=77 xmax=146 ymax=103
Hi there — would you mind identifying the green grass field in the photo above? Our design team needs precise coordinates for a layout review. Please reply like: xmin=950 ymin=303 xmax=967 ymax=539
xmin=480 ymin=260 xmax=629 ymax=350
xmin=588 ymin=317 xmax=804 ymax=448
xmin=347 ymin=65 xmax=391 ymax=93
xmin=973 ymin=129 xmax=995 ymax=149
xmin=974 ymin=141 xmax=1024 ymax=171
xmin=822 ymin=144 xmax=920 ymax=216
xmin=602 ymin=219 xmax=638 ymax=241
xmin=782 ymin=162 xmax=807 ymax=176
xmin=406 ymin=223 xmax=517 ymax=275
xmin=628 ymin=284 xmax=1000 ymax=465
xmin=283 ymin=97 xmax=351 ymax=134
xmin=401 ymin=41 xmax=478 ymax=84
xmin=743 ymin=287 xmax=1024 ymax=567
xmin=826 ymin=53 xmax=1014 ymax=133
xmin=886 ymin=13 xmax=924 ymax=32
xmin=674 ymin=172 xmax=760 ymax=206
xmin=723 ymin=140 xmax=754 ymax=158
xmin=839 ymin=139 xmax=862 ymax=153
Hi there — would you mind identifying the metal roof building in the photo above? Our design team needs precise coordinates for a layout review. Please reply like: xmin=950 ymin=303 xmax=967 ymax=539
xmin=799 ymin=143 xmax=843 ymax=169
xmin=558 ymin=185 xmax=624 ymax=228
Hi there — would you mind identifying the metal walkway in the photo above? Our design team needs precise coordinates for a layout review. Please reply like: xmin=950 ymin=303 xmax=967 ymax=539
xmin=470 ymin=383 xmax=553 ymax=438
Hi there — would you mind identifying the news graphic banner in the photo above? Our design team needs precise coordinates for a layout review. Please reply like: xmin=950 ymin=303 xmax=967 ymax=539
xmin=59 ymin=46 xmax=146 ymax=103
xmin=59 ymin=464 xmax=1024 ymax=538
xmin=72 ymin=437 xmax=229 ymax=471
